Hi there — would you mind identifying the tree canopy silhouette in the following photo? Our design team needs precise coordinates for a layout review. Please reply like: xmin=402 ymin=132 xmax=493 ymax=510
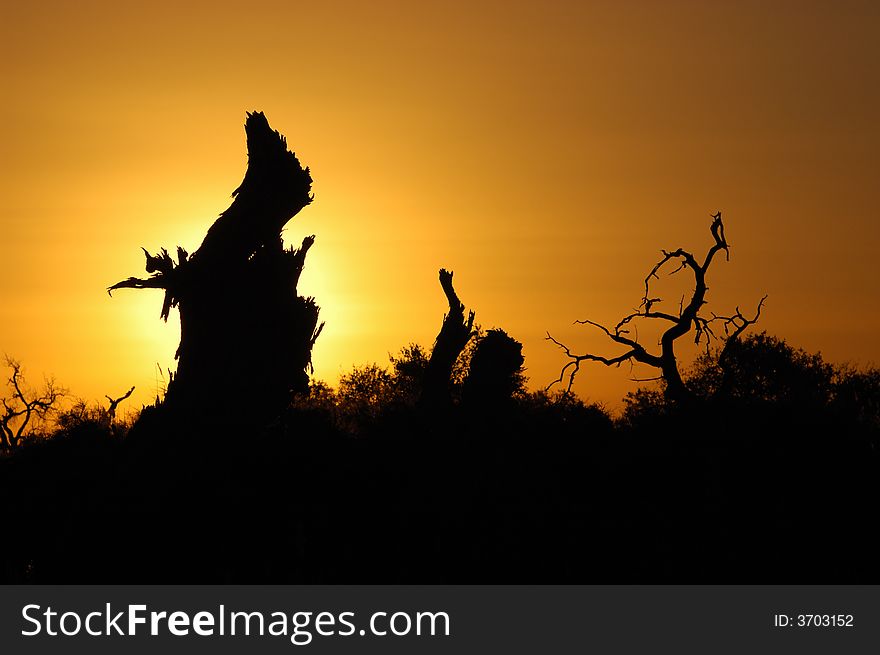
xmin=109 ymin=112 xmax=323 ymax=426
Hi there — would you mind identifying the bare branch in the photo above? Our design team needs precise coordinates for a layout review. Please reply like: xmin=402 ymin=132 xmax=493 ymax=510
xmin=573 ymin=318 xmax=642 ymax=350
xmin=702 ymin=211 xmax=730 ymax=270
xmin=108 ymin=247 xmax=187 ymax=321
xmin=546 ymin=332 xmax=645 ymax=392
xmin=1 ymin=357 xmax=65 ymax=448
xmin=616 ymin=311 xmax=680 ymax=333
xmin=105 ymin=385 xmax=136 ymax=422
xmin=710 ymin=295 xmax=768 ymax=342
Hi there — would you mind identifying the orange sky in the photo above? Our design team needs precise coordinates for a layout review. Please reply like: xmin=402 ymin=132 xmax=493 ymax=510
xmin=1 ymin=0 xmax=878 ymax=413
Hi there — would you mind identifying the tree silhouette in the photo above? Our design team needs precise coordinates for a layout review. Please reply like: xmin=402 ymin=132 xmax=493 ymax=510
xmin=109 ymin=112 xmax=323 ymax=425
xmin=0 ymin=357 xmax=64 ymax=450
xmin=548 ymin=212 xmax=765 ymax=403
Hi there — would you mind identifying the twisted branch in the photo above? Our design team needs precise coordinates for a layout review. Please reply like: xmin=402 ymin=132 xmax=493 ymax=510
xmin=547 ymin=212 xmax=759 ymax=402
xmin=1 ymin=357 xmax=65 ymax=449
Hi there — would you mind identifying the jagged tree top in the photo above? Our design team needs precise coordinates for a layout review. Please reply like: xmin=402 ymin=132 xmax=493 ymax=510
xmin=109 ymin=111 xmax=314 ymax=318
xmin=197 ymin=110 xmax=313 ymax=265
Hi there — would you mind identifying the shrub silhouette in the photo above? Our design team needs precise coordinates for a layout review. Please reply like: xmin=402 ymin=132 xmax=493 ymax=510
xmin=56 ymin=391 xmax=137 ymax=438
xmin=389 ymin=343 xmax=430 ymax=406
xmin=832 ymin=364 xmax=880 ymax=430
xmin=334 ymin=363 xmax=405 ymax=432
xmin=462 ymin=329 xmax=526 ymax=409
xmin=687 ymin=332 xmax=834 ymax=406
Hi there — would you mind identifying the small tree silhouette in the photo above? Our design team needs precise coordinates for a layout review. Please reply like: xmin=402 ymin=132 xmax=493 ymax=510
xmin=0 ymin=357 xmax=64 ymax=450
xmin=548 ymin=212 xmax=765 ymax=403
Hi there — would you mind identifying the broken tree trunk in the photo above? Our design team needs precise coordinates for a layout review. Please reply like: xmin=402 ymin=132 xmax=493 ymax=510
xmin=419 ymin=269 xmax=475 ymax=409
xmin=110 ymin=112 xmax=323 ymax=425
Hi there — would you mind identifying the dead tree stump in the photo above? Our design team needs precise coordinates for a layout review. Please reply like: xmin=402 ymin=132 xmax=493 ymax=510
xmin=110 ymin=112 xmax=323 ymax=426
xmin=419 ymin=269 xmax=475 ymax=410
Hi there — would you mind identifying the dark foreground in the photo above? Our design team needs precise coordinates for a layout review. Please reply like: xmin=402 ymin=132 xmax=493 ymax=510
xmin=2 ymin=394 xmax=877 ymax=584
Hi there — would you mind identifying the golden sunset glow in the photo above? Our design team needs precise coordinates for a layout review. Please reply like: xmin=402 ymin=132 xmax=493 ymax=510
xmin=2 ymin=0 xmax=878 ymax=411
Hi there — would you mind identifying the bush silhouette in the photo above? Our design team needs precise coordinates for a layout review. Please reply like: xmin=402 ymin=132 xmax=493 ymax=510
xmin=688 ymin=332 xmax=835 ymax=406
xmin=462 ymin=329 xmax=526 ymax=409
